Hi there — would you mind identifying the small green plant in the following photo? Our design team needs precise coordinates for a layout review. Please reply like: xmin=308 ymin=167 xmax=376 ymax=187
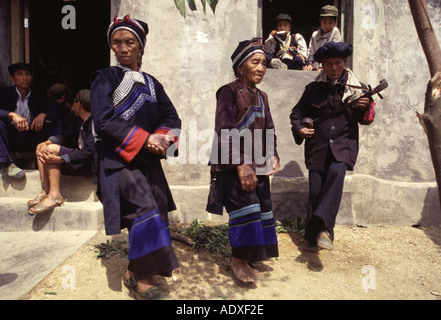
xmin=174 ymin=0 xmax=218 ymax=18
xmin=181 ymin=219 xmax=231 ymax=255
xmin=94 ymin=239 xmax=129 ymax=259
xmin=275 ymin=217 xmax=305 ymax=235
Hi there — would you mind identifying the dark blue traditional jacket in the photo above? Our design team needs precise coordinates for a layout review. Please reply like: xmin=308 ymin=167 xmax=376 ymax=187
xmin=91 ymin=65 xmax=181 ymax=235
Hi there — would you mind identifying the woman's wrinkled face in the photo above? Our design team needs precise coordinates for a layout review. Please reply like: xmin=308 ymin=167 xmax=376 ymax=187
xmin=111 ymin=30 xmax=142 ymax=70
xmin=238 ymin=52 xmax=267 ymax=86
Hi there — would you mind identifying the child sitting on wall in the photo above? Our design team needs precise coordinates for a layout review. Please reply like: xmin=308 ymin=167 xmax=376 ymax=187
xmin=264 ymin=13 xmax=308 ymax=70
xmin=304 ymin=5 xmax=343 ymax=71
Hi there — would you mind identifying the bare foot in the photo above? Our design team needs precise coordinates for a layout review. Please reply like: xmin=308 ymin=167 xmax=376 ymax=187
xmin=231 ymin=257 xmax=259 ymax=283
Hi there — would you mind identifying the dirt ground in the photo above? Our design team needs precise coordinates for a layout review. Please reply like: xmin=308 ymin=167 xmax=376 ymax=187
xmin=23 ymin=224 xmax=441 ymax=301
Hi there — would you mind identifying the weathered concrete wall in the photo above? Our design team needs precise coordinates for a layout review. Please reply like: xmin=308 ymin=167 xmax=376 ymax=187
xmin=348 ymin=0 xmax=441 ymax=226
xmin=111 ymin=0 xmax=261 ymax=223
xmin=109 ymin=0 xmax=441 ymax=227
xmin=353 ymin=0 xmax=441 ymax=183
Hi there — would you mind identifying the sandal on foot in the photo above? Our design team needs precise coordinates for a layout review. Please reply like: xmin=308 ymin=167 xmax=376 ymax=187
xmin=122 ymin=273 xmax=136 ymax=289
xmin=27 ymin=191 xmax=48 ymax=207
xmin=129 ymin=285 xmax=167 ymax=300
xmin=29 ymin=196 xmax=65 ymax=215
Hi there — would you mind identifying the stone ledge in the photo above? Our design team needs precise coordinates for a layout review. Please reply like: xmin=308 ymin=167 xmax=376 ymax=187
xmin=167 ymin=174 xmax=441 ymax=227
xmin=0 ymin=197 xmax=103 ymax=232
xmin=1 ymin=170 xmax=97 ymax=202
xmin=269 ymin=174 xmax=441 ymax=227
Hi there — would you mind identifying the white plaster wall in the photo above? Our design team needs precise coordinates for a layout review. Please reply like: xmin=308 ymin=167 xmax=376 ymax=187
xmin=353 ymin=0 xmax=441 ymax=183
xmin=111 ymin=0 xmax=260 ymax=186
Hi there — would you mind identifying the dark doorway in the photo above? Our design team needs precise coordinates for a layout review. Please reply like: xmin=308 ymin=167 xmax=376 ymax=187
xmin=29 ymin=0 xmax=110 ymax=95
xmin=262 ymin=0 xmax=339 ymax=45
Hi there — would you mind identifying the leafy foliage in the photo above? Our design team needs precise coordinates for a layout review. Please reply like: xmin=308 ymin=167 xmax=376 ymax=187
xmin=92 ymin=217 xmax=305 ymax=260
xmin=275 ymin=217 xmax=305 ymax=235
xmin=178 ymin=217 xmax=305 ymax=256
xmin=181 ymin=219 xmax=231 ymax=255
xmin=174 ymin=0 xmax=219 ymax=18
xmin=94 ymin=239 xmax=128 ymax=259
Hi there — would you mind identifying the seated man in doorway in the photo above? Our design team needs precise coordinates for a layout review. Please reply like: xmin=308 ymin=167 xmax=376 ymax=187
xmin=0 ymin=63 xmax=62 ymax=179
xmin=264 ymin=13 xmax=308 ymax=70
xmin=28 ymin=89 xmax=94 ymax=215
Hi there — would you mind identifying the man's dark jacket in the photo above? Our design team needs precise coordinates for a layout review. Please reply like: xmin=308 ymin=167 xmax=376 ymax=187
xmin=290 ymin=80 xmax=374 ymax=173
xmin=0 ymin=86 xmax=61 ymax=123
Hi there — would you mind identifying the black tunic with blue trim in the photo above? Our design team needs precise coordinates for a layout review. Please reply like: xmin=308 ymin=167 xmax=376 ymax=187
xmin=91 ymin=65 xmax=181 ymax=235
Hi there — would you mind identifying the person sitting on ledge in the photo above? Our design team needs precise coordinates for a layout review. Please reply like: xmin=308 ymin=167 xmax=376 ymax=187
xmin=28 ymin=89 xmax=94 ymax=215
xmin=0 ymin=63 xmax=62 ymax=179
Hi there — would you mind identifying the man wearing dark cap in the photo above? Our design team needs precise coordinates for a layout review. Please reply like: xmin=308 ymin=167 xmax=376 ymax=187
xmin=290 ymin=42 xmax=376 ymax=251
xmin=0 ymin=63 xmax=61 ymax=178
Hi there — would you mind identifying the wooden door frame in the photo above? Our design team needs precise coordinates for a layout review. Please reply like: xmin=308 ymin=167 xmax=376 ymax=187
xmin=10 ymin=0 xmax=30 ymax=64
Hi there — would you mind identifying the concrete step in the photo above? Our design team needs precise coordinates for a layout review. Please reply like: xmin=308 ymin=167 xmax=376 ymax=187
xmin=1 ymin=170 xmax=97 ymax=202
xmin=0 ymin=197 xmax=103 ymax=232
xmin=1 ymin=169 xmax=103 ymax=232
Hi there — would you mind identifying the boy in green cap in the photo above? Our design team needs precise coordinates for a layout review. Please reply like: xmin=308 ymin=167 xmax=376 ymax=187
xmin=304 ymin=5 xmax=342 ymax=71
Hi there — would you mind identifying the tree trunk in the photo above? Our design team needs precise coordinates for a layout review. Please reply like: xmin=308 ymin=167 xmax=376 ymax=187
xmin=416 ymin=73 xmax=441 ymax=205
xmin=408 ymin=0 xmax=441 ymax=78
xmin=408 ymin=0 xmax=441 ymax=210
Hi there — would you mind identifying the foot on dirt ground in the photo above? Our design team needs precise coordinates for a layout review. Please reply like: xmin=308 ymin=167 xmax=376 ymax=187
xmin=231 ymin=257 xmax=259 ymax=283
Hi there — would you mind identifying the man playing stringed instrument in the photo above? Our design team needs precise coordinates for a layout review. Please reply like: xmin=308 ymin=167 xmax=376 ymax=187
xmin=289 ymin=42 xmax=376 ymax=251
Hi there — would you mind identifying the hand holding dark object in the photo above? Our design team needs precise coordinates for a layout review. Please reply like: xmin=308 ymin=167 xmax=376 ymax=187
xmin=237 ymin=164 xmax=258 ymax=192
xmin=356 ymin=97 xmax=370 ymax=110
xmin=299 ymin=127 xmax=315 ymax=139
xmin=301 ymin=78 xmax=388 ymax=129
xmin=145 ymin=133 xmax=171 ymax=156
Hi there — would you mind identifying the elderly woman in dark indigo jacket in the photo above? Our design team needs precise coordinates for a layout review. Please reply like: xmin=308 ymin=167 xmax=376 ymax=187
xmin=91 ymin=16 xmax=181 ymax=300
xmin=207 ymin=39 xmax=280 ymax=284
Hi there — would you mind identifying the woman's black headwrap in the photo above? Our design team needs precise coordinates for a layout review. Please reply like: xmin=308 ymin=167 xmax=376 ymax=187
xmin=107 ymin=15 xmax=149 ymax=48
xmin=231 ymin=38 xmax=265 ymax=76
